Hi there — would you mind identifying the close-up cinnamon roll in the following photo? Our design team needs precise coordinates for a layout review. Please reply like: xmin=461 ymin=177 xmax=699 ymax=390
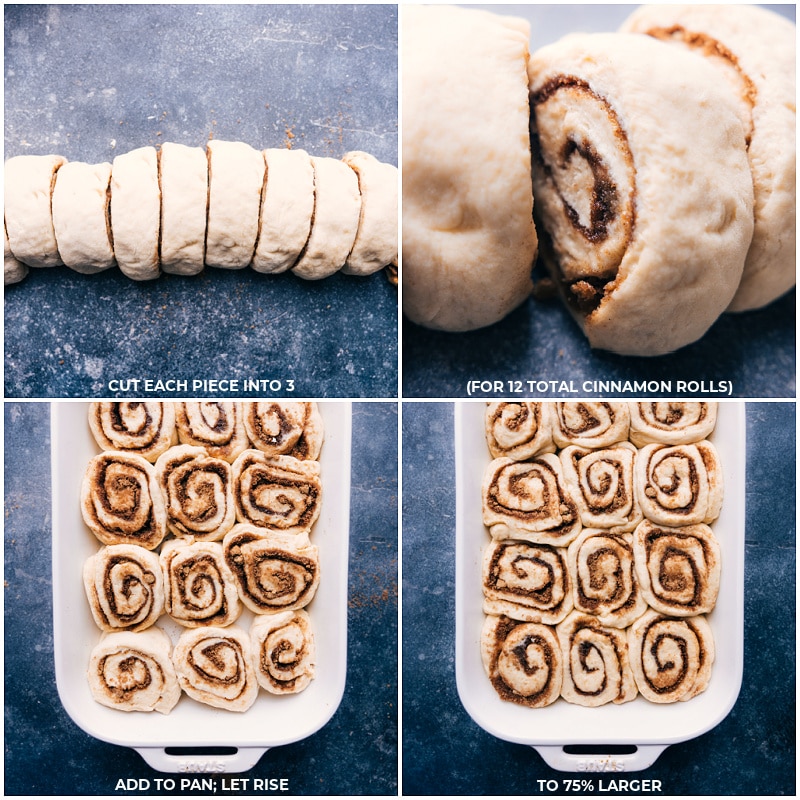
xmin=484 ymin=402 xmax=555 ymax=461
xmin=566 ymin=528 xmax=648 ymax=629
xmin=633 ymin=520 xmax=721 ymax=617
xmin=480 ymin=614 xmax=563 ymax=708
xmin=175 ymin=402 xmax=250 ymax=463
xmin=154 ymin=445 xmax=236 ymax=541
xmin=482 ymin=455 xmax=581 ymax=548
xmin=232 ymin=451 xmax=322 ymax=536
xmin=528 ymin=32 xmax=754 ymax=355
xmin=636 ymin=441 xmax=723 ymax=526
xmin=242 ymin=402 xmax=324 ymax=461
xmin=83 ymin=544 xmax=164 ymax=632
xmin=80 ymin=451 xmax=168 ymax=550
xmin=482 ymin=539 xmax=572 ymax=625
xmin=560 ymin=441 xmax=642 ymax=532
xmin=88 ymin=402 xmax=177 ymax=463
xmin=222 ymin=524 xmax=321 ymax=615
xmin=627 ymin=610 xmax=715 ymax=703
xmin=250 ymin=610 xmax=316 ymax=695
xmin=87 ymin=627 xmax=181 ymax=714
xmin=172 ymin=625 xmax=259 ymax=712
xmin=629 ymin=402 xmax=718 ymax=447
xmin=160 ymin=540 xmax=241 ymax=628
xmin=551 ymin=402 xmax=630 ymax=450
xmin=556 ymin=611 xmax=638 ymax=706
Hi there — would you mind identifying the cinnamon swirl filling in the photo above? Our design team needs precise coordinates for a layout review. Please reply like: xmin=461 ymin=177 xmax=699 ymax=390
xmin=250 ymin=610 xmax=316 ymax=694
xmin=552 ymin=402 xmax=630 ymax=449
xmin=629 ymin=402 xmax=718 ymax=446
xmin=242 ymin=401 xmax=324 ymax=461
xmin=484 ymin=402 xmax=555 ymax=461
xmin=88 ymin=402 xmax=177 ymax=463
xmin=175 ymin=401 xmax=249 ymax=463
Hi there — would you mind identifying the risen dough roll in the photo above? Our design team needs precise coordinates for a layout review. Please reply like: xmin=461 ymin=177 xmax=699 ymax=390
xmin=205 ymin=140 xmax=265 ymax=269
xmin=528 ymin=33 xmax=754 ymax=355
xmin=629 ymin=402 xmax=717 ymax=447
xmin=250 ymin=610 xmax=316 ymax=694
xmin=175 ymin=401 xmax=249 ymax=463
xmin=242 ymin=401 xmax=324 ymax=461
xmin=159 ymin=142 xmax=208 ymax=275
xmin=51 ymin=161 xmax=116 ymax=273
xmin=4 ymin=154 xmax=66 ymax=268
xmin=88 ymin=401 xmax=177 ymax=463
xmin=110 ymin=146 xmax=160 ymax=280
xmin=621 ymin=4 xmax=796 ymax=312
xmin=485 ymin=402 xmax=555 ymax=461
xmin=292 ymin=156 xmax=361 ymax=280
xmin=4 ymin=226 xmax=27 ymax=285
xmin=402 ymin=4 xmax=537 ymax=331
xmin=251 ymin=148 xmax=315 ymax=274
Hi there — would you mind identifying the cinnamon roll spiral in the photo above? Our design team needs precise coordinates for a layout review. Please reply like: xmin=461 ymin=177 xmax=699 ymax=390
xmin=155 ymin=445 xmax=236 ymax=541
xmin=232 ymin=451 xmax=322 ymax=536
xmin=636 ymin=441 xmax=723 ymax=526
xmin=88 ymin=402 xmax=177 ymax=463
xmin=242 ymin=402 xmax=324 ymax=461
xmin=484 ymin=402 xmax=555 ymax=461
xmin=222 ymin=525 xmax=320 ymax=615
xmin=88 ymin=628 xmax=181 ymax=713
xmin=173 ymin=625 xmax=259 ymax=712
xmin=83 ymin=544 xmax=164 ymax=632
xmin=551 ymin=402 xmax=630 ymax=449
xmin=567 ymin=529 xmax=648 ymax=629
xmin=480 ymin=615 xmax=563 ymax=708
xmin=556 ymin=611 xmax=638 ymax=706
xmin=81 ymin=451 xmax=168 ymax=550
xmin=482 ymin=540 xmax=572 ymax=625
xmin=482 ymin=455 xmax=581 ymax=547
xmin=629 ymin=402 xmax=718 ymax=446
xmin=627 ymin=610 xmax=715 ymax=703
xmin=250 ymin=610 xmax=316 ymax=694
xmin=160 ymin=540 xmax=241 ymax=628
xmin=633 ymin=520 xmax=721 ymax=617
xmin=175 ymin=401 xmax=250 ymax=463
xmin=560 ymin=442 xmax=642 ymax=532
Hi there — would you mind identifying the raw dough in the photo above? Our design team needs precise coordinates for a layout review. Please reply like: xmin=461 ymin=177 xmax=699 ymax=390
xmin=4 ymin=225 xmax=27 ymax=285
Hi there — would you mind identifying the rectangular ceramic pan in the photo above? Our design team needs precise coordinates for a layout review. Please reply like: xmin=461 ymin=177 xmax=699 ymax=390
xmin=455 ymin=401 xmax=745 ymax=773
xmin=52 ymin=401 xmax=351 ymax=774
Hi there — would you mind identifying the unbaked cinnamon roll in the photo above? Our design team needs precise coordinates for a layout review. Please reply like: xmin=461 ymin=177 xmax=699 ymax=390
xmin=222 ymin=525 xmax=320 ymax=615
xmin=482 ymin=455 xmax=581 ymax=547
xmin=250 ymin=610 xmax=316 ymax=694
xmin=551 ymin=402 xmax=630 ymax=449
xmin=481 ymin=615 xmax=563 ymax=707
xmin=566 ymin=528 xmax=647 ymax=629
xmin=81 ymin=451 xmax=168 ymax=550
xmin=175 ymin=402 xmax=250 ymax=463
xmin=83 ymin=544 xmax=164 ymax=632
xmin=242 ymin=402 xmax=324 ymax=461
xmin=160 ymin=540 xmax=241 ymax=628
xmin=627 ymin=610 xmax=715 ymax=703
xmin=484 ymin=402 xmax=555 ymax=461
xmin=154 ymin=445 xmax=236 ymax=541
xmin=636 ymin=441 xmax=723 ymax=526
xmin=172 ymin=625 xmax=259 ymax=712
xmin=560 ymin=442 xmax=641 ymax=532
xmin=482 ymin=539 xmax=572 ymax=625
xmin=232 ymin=451 xmax=322 ymax=536
xmin=88 ymin=402 xmax=177 ymax=463
xmin=633 ymin=520 xmax=721 ymax=617
xmin=556 ymin=611 xmax=638 ymax=706
xmin=629 ymin=402 xmax=718 ymax=447
xmin=88 ymin=627 xmax=181 ymax=713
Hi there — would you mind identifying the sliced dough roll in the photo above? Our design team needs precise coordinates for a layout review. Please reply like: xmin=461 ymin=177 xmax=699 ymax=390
xmin=51 ymin=160 xmax=117 ymax=273
xmin=159 ymin=142 xmax=208 ymax=275
xmin=110 ymin=146 xmax=160 ymax=280
xmin=552 ymin=402 xmax=630 ymax=450
xmin=175 ymin=401 xmax=249 ymax=463
xmin=250 ymin=610 xmax=316 ymax=694
xmin=242 ymin=401 xmax=324 ymax=461
xmin=88 ymin=401 xmax=177 ymax=463
xmin=402 ymin=4 xmax=537 ymax=331
xmin=292 ymin=156 xmax=361 ymax=280
xmin=621 ymin=4 xmax=796 ymax=312
xmin=251 ymin=148 xmax=315 ymax=274
xmin=484 ymin=402 xmax=555 ymax=461
xmin=205 ymin=139 xmax=265 ymax=269
xmin=4 ymin=226 xmax=27 ymax=285
xmin=4 ymin=154 xmax=66 ymax=268
xmin=629 ymin=401 xmax=718 ymax=447
xmin=341 ymin=151 xmax=398 ymax=276
xmin=528 ymin=32 xmax=754 ymax=355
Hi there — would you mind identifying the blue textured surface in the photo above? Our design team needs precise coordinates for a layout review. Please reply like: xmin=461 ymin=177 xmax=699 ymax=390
xmin=401 ymin=401 xmax=796 ymax=796
xmin=4 ymin=401 xmax=398 ymax=796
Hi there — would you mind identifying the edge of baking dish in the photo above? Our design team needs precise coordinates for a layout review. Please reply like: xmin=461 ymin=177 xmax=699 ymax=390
xmin=454 ymin=400 xmax=745 ymax=773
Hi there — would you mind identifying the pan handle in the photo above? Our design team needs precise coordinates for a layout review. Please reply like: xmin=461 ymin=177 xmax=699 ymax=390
xmin=532 ymin=744 xmax=667 ymax=773
xmin=135 ymin=746 xmax=269 ymax=774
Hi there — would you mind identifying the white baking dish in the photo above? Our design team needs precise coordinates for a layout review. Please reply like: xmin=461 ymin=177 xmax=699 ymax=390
xmin=52 ymin=401 xmax=351 ymax=774
xmin=455 ymin=401 xmax=745 ymax=772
